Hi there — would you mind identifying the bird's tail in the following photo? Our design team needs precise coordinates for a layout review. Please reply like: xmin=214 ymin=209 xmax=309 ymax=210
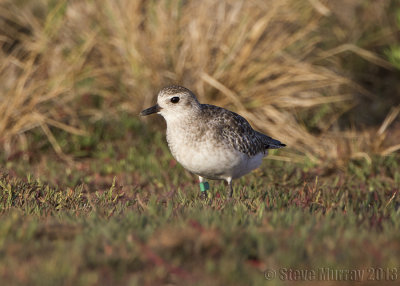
xmin=256 ymin=131 xmax=286 ymax=149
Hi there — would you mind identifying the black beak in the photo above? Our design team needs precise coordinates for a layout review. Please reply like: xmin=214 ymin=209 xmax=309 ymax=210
xmin=140 ymin=104 xmax=161 ymax=116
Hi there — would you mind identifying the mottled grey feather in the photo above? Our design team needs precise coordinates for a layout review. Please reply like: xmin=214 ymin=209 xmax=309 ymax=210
xmin=199 ymin=104 xmax=285 ymax=156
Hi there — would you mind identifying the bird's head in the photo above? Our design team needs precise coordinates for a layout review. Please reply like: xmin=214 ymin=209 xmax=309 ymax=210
xmin=140 ymin=86 xmax=200 ymax=120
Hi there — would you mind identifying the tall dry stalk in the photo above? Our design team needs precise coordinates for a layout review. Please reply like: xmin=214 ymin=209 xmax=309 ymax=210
xmin=0 ymin=0 xmax=397 ymax=162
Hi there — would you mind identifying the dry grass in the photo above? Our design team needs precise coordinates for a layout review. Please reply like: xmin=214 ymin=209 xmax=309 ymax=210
xmin=0 ymin=0 xmax=398 ymax=162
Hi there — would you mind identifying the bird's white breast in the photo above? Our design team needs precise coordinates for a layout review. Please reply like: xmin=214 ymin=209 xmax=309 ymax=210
xmin=165 ymin=118 xmax=264 ymax=180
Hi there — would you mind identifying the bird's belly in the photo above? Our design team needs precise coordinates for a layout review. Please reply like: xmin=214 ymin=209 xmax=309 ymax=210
xmin=169 ymin=138 xmax=264 ymax=180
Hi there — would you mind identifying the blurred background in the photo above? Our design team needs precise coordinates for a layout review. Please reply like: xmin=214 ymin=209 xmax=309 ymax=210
xmin=0 ymin=0 xmax=399 ymax=164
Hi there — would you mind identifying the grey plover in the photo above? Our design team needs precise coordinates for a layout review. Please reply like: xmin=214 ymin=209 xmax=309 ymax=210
xmin=140 ymin=85 xmax=285 ymax=198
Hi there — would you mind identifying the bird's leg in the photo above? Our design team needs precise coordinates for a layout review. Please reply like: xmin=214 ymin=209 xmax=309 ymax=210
xmin=199 ymin=176 xmax=209 ymax=199
xmin=227 ymin=178 xmax=233 ymax=198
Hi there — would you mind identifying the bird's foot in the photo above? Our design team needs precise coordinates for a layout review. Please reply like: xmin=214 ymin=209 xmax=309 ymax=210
xmin=199 ymin=181 xmax=210 ymax=200
xmin=223 ymin=189 xmax=234 ymax=202
xmin=200 ymin=190 xmax=208 ymax=200
xmin=226 ymin=186 xmax=234 ymax=199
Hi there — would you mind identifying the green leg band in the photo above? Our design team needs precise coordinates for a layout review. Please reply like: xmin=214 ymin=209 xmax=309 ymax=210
xmin=199 ymin=182 xmax=210 ymax=192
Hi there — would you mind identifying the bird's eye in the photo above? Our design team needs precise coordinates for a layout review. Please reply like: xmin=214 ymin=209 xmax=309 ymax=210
xmin=170 ymin=97 xmax=180 ymax=103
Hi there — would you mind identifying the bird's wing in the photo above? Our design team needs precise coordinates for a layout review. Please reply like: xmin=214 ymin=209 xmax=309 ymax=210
xmin=202 ymin=105 xmax=281 ymax=156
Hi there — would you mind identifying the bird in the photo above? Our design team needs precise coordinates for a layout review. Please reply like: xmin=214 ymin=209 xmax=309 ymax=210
xmin=140 ymin=85 xmax=285 ymax=198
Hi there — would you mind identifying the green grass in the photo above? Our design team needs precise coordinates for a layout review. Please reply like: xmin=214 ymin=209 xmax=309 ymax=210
xmin=1 ymin=116 xmax=400 ymax=285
